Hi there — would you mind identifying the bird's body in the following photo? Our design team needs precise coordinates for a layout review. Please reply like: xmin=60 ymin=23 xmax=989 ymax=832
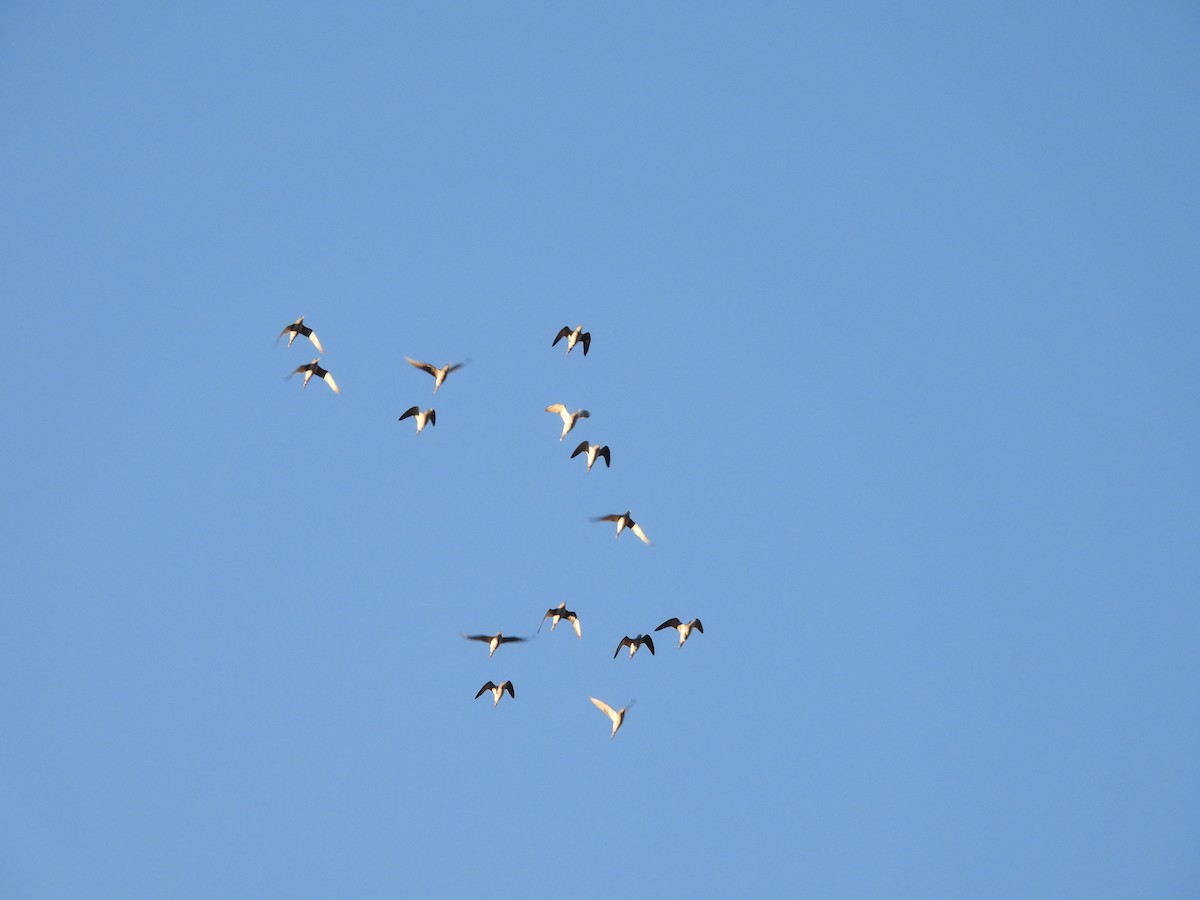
xmin=406 ymin=357 xmax=465 ymax=393
xmin=545 ymin=404 xmax=589 ymax=441
xmin=614 ymin=634 xmax=655 ymax=659
xmin=592 ymin=510 xmax=650 ymax=544
xmin=278 ymin=316 xmax=324 ymax=353
xmin=655 ymin=617 xmax=704 ymax=648
xmin=537 ymin=602 xmax=582 ymax=638
xmin=288 ymin=358 xmax=340 ymax=394
xmin=553 ymin=324 xmax=591 ymax=356
xmin=398 ymin=406 xmax=436 ymax=433
xmin=462 ymin=632 xmax=527 ymax=658
xmin=475 ymin=680 xmax=515 ymax=707
xmin=589 ymin=696 xmax=632 ymax=739
xmin=571 ymin=440 xmax=610 ymax=472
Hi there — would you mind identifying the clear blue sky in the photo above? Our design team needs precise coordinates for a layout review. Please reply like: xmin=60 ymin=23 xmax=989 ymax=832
xmin=2 ymin=2 xmax=1198 ymax=897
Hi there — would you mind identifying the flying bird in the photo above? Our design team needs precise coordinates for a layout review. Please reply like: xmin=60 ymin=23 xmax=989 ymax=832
xmin=570 ymin=440 xmax=610 ymax=472
xmin=552 ymin=324 xmax=591 ymax=356
xmin=287 ymin=359 xmax=340 ymax=394
xmin=474 ymin=681 xmax=515 ymax=707
xmin=398 ymin=406 xmax=436 ymax=433
xmin=592 ymin=511 xmax=650 ymax=545
xmin=613 ymin=634 xmax=655 ymax=659
xmin=537 ymin=602 xmax=582 ymax=638
xmin=462 ymin=632 xmax=527 ymax=658
xmin=406 ymin=357 xmax=465 ymax=393
xmin=277 ymin=316 xmax=324 ymax=353
xmin=589 ymin=696 xmax=633 ymax=739
xmin=546 ymin=403 xmax=589 ymax=441
xmin=655 ymin=617 xmax=704 ymax=648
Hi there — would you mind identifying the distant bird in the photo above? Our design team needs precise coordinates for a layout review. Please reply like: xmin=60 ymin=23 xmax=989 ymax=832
xmin=462 ymin=632 xmax=527 ymax=658
xmin=553 ymin=324 xmax=591 ymax=356
xmin=546 ymin=403 xmax=589 ymax=441
xmin=537 ymin=602 xmax=582 ymax=639
xmin=589 ymin=696 xmax=633 ymax=740
xmin=287 ymin=358 xmax=340 ymax=394
xmin=398 ymin=406 xmax=436 ymax=433
xmin=570 ymin=440 xmax=610 ymax=472
xmin=406 ymin=357 xmax=465 ymax=393
xmin=614 ymin=634 xmax=655 ymax=659
xmin=655 ymin=617 xmax=704 ymax=648
xmin=475 ymin=680 xmax=515 ymax=707
xmin=592 ymin=510 xmax=650 ymax=545
xmin=277 ymin=316 xmax=324 ymax=353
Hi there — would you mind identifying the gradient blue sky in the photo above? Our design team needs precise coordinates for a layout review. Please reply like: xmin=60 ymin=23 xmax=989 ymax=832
xmin=2 ymin=3 xmax=1198 ymax=897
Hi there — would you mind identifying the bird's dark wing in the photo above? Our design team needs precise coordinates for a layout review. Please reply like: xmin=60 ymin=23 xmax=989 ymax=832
xmin=593 ymin=514 xmax=621 ymax=523
xmin=446 ymin=363 xmax=465 ymax=374
xmin=499 ymin=636 xmax=526 ymax=645
xmin=614 ymin=637 xmax=631 ymax=658
xmin=503 ymin=682 xmax=515 ymax=699
xmin=643 ymin=635 xmax=655 ymax=655
xmin=656 ymin=618 xmax=682 ymax=632
xmin=580 ymin=332 xmax=591 ymax=355
xmin=475 ymin=682 xmax=497 ymax=699
xmin=552 ymin=326 xmax=570 ymax=346
xmin=597 ymin=446 xmax=611 ymax=467
xmin=398 ymin=406 xmax=419 ymax=421
xmin=406 ymin=357 xmax=436 ymax=376
xmin=570 ymin=440 xmax=589 ymax=459
xmin=426 ymin=409 xmax=436 ymax=426
xmin=462 ymin=634 xmax=491 ymax=643
xmin=692 ymin=619 xmax=704 ymax=633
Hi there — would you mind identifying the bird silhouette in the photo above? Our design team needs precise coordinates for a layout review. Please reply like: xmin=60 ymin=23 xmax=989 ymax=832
xmin=655 ymin=617 xmax=704 ymax=648
xmin=287 ymin=359 xmax=340 ymax=394
xmin=552 ymin=324 xmax=591 ymax=356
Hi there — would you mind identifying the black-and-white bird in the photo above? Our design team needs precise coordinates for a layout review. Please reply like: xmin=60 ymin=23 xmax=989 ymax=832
xmin=592 ymin=511 xmax=650 ymax=545
xmin=278 ymin=316 xmax=324 ymax=353
xmin=613 ymin=634 xmax=655 ymax=659
xmin=537 ymin=602 xmax=582 ymax=639
xmin=398 ymin=406 xmax=436 ymax=433
xmin=474 ymin=681 xmax=515 ymax=707
xmin=462 ymin=632 xmax=527 ymax=658
xmin=552 ymin=324 xmax=591 ymax=356
xmin=589 ymin=696 xmax=632 ymax=739
xmin=570 ymin=440 xmax=610 ymax=472
xmin=545 ymin=404 xmax=589 ymax=441
xmin=655 ymin=617 xmax=704 ymax=648
xmin=406 ymin=357 xmax=465 ymax=393
xmin=288 ymin=358 xmax=340 ymax=394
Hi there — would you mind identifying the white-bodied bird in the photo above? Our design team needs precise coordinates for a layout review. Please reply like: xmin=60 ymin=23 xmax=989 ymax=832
xmin=398 ymin=406 xmax=436 ymax=433
xmin=545 ymin=403 xmax=589 ymax=441
xmin=655 ymin=617 xmax=704 ymax=648
xmin=570 ymin=440 xmax=610 ymax=472
xmin=613 ymin=634 xmax=655 ymax=659
xmin=537 ymin=602 xmax=582 ymax=638
xmin=288 ymin=359 xmax=340 ymax=394
xmin=462 ymin=632 xmax=527 ymax=658
xmin=277 ymin=316 xmax=324 ymax=353
xmin=475 ymin=680 xmax=515 ymax=707
xmin=406 ymin=357 xmax=465 ymax=393
xmin=552 ymin=324 xmax=591 ymax=356
xmin=592 ymin=510 xmax=650 ymax=545
xmin=589 ymin=696 xmax=633 ymax=739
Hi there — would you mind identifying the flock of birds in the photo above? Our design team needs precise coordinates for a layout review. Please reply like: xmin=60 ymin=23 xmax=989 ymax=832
xmin=278 ymin=315 xmax=703 ymax=740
